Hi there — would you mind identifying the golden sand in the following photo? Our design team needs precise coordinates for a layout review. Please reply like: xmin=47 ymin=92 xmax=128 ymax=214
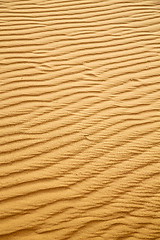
xmin=0 ymin=0 xmax=160 ymax=239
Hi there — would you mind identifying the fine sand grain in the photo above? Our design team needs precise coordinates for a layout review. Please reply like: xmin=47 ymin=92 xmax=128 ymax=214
xmin=0 ymin=0 xmax=160 ymax=239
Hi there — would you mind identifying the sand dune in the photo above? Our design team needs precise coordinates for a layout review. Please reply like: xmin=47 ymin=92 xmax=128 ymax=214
xmin=0 ymin=0 xmax=160 ymax=239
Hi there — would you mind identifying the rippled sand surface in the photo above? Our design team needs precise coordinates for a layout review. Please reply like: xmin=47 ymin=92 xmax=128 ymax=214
xmin=0 ymin=0 xmax=160 ymax=239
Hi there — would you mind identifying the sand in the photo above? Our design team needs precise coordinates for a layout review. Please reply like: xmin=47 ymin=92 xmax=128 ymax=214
xmin=0 ymin=0 xmax=160 ymax=239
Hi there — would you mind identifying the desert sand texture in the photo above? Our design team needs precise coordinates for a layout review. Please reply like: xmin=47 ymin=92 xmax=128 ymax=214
xmin=0 ymin=0 xmax=160 ymax=239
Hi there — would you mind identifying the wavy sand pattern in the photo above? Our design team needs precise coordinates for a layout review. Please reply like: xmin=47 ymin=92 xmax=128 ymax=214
xmin=0 ymin=0 xmax=160 ymax=239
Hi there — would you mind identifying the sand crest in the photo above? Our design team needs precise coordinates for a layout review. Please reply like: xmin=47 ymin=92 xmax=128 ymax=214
xmin=0 ymin=0 xmax=160 ymax=239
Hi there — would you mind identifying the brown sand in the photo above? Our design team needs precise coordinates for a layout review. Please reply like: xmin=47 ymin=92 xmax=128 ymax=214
xmin=0 ymin=0 xmax=160 ymax=239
